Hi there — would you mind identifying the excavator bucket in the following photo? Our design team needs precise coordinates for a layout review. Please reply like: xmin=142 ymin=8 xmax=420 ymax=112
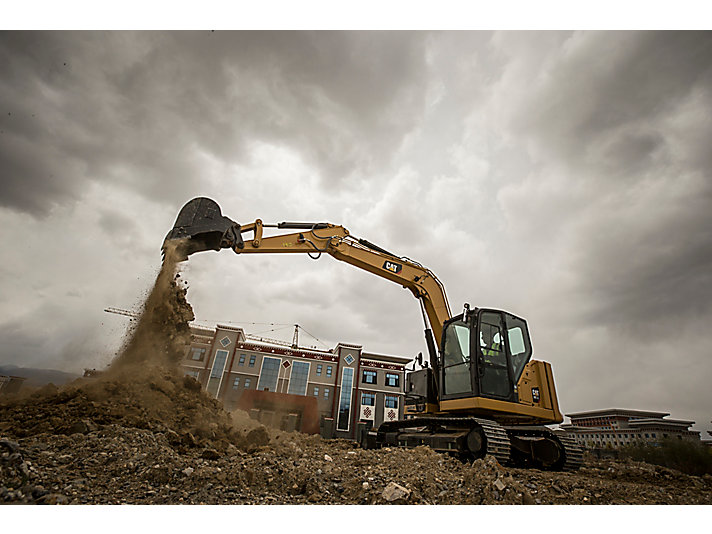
xmin=162 ymin=197 xmax=243 ymax=260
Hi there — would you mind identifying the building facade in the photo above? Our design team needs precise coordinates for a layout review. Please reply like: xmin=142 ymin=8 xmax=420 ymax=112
xmin=560 ymin=408 xmax=700 ymax=449
xmin=180 ymin=323 xmax=410 ymax=440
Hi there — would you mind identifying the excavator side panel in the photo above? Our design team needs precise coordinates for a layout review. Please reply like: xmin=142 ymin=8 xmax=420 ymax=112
xmin=515 ymin=360 xmax=563 ymax=423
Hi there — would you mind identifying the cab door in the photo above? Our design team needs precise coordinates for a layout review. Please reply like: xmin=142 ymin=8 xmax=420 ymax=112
xmin=440 ymin=316 xmax=475 ymax=399
xmin=476 ymin=310 xmax=515 ymax=401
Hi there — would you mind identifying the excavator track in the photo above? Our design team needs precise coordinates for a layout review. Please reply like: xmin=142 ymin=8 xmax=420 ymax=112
xmin=555 ymin=432 xmax=584 ymax=471
xmin=372 ymin=417 xmax=582 ymax=471
xmin=505 ymin=426 xmax=584 ymax=471
xmin=375 ymin=416 xmax=511 ymax=465
xmin=473 ymin=418 xmax=511 ymax=466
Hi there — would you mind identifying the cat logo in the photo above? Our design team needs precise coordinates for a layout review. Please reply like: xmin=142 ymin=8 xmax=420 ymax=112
xmin=383 ymin=260 xmax=402 ymax=274
xmin=532 ymin=387 xmax=540 ymax=403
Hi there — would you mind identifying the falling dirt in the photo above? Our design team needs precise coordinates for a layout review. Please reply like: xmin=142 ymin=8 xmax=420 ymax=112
xmin=109 ymin=240 xmax=195 ymax=371
xmin=2 ymin=240 xmax=711 ymax=504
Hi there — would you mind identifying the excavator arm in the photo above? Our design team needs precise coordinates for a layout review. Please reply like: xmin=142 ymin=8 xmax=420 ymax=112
xmin=163 ymin=197 xmax=452 ymax=350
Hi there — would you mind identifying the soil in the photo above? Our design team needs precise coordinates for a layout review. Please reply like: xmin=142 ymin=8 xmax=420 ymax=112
xmin=2 ymin=241 xmax=711 ymax=505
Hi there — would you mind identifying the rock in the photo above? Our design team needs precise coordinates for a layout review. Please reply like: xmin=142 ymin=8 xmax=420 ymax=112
xmin=382 ymin=482 xmax=411 ymax=502
xmin=245 ymin=426 xmax=270 ymax=447
xmin=165 ymin=429 xmax=182 ymax=446
xmin=0 ymin=439 xmax=20 ymax=453
xmin=324 ymin=454 xmax=333 ymax=462
xmin=201 ymin=448 xmax=221 ymax=460
xmin=182 ymin=432 xmax=198 ymax=447
xmin=521 ymin=491 xmax=535 ymax=505
xmin=494 ymin=479 xmax=506 ymax=491
xmin=362 ymin=482 xmax=369 ymax=490
xmin=69 ymin=420 xmax=89 ymax=434
xmin=182 ymin=467 xmax=194 ymax=476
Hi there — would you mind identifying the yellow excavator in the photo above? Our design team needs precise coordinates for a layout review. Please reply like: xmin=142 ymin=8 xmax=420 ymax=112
xmin=164 ymin=197 xmax=582 ymax=470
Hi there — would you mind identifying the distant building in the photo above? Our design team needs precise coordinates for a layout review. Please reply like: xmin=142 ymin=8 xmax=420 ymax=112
xmin=0 ymin=375 xmax=26 ymax=395
xmin=560 ymin=408 xmax=700 ymax=449
xmin=179 ymin=323 xmax=410 ymax=440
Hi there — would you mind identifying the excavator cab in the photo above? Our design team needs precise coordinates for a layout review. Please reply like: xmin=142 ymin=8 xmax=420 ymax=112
xmin=440 ymin=309 xmax=532 ymax=403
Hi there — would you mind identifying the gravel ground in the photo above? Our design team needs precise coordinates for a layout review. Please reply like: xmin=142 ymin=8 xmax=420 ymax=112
xmin=2 ymin=388 xmax=711 ymax=505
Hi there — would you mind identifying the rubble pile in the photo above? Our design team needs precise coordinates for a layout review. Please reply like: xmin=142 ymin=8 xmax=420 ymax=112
xmin=2 ymin=416 xmax=711 ymax=504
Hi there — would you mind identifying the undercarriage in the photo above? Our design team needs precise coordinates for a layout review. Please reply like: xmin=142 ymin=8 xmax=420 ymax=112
xmin=365 ymin=416 xmax=583 ymax=471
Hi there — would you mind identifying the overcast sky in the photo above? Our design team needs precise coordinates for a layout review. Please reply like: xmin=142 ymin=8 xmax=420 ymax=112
xmin=1 ymin=31 xmax=710 ymax=436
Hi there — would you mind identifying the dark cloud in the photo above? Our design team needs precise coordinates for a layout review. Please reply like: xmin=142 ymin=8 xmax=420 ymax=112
xmin=516 ymin=32 xmax=712 ymax=174
xmin=495 ymin=31 xmax=712 ymax=337
xmin=0 ymin=31 xmax=429 ymax=217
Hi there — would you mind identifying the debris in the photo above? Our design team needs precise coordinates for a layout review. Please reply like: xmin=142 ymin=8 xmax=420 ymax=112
xmin=382 ymin=482 xmax=411 ymax=502
xmin=201 ymin=449 xmax=221 ymax=460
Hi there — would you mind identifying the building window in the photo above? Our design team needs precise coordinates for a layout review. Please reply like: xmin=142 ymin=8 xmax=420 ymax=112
xmin=190 ymin=347 xmax=206 ymax=361
xmin=316 ymin=364 xmax=323 ymax=376
xmin=249 ymin=355 xmax=256 ymax=367
xmin=345 ymin=354 xmax=355 ymax=365
xmin=385 ymin=395 xmax=398 ymax=409
xmin=288 ymin=361 xmax=310 ymax=396
xmin=361 ymin=392 xmax=375 ymax=406
xmin=232 ymin=377 xmax=240 ymax=389
xmin=385 ymin=373 xmax=400 ymax=387
xmin=210 ymin=350 xmax=229 ymax=379
xmin=220 ymin=336 xmax=231 ymax=347
xmin=244 ymin=378 xmax=251 ymax=389
xmin=362 ymin=370 xmax=377 ymax=384
xmin=324 ymin=388 xmax=330 ymax=399
xmin=238 ymin=354 xmax=246 ymax=366
xmin=337 ymin=367 xmax=354 ymax=432
xmin=326 ymin=366 xmax=333 ymax=377
xmin=185 ymin=369 xmax=200 ymax=379
xmin=314 ymin=386 xmax=320 ymax=397
xmin=257 ymin=357 xmax=281 ymax=392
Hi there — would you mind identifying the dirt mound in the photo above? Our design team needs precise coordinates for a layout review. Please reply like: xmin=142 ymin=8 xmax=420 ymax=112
xmin=0 ymin=240 xmax=253 ymax=453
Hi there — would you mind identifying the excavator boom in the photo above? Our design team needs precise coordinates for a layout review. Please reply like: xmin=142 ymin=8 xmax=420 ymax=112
xmin=163 ymin=197 xmax=451 ymax=346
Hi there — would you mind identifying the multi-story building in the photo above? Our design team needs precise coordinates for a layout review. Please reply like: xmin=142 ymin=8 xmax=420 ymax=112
xmin=180 ymin=323 xmax=411 ymax=440
xmin=560 ymin=408 xmax=700 ymax=449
